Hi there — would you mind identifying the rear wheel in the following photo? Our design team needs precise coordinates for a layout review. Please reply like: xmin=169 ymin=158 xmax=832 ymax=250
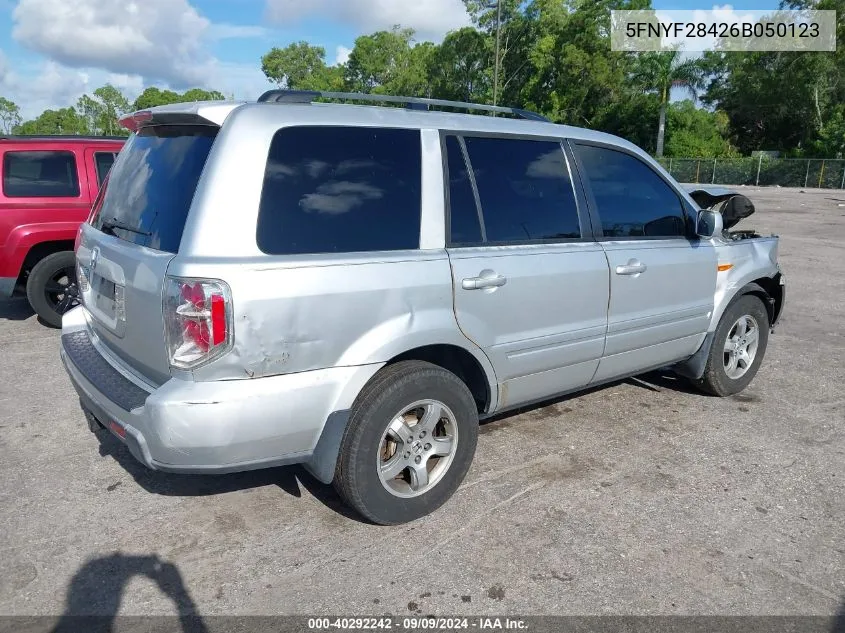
xmin=334 ymin=361 xmax=479 ymax=525
xmin=26 ymin=251 xmax=79 ymax=328
xmin=694 ymin=294 xmax=770 ymax=396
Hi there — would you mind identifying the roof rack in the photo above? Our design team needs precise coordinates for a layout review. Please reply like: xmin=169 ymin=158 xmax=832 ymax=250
xmin=256 ymin=89 xmax=550 ymax=122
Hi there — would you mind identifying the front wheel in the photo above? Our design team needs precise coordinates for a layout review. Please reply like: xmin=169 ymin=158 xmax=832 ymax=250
xmin=26 ymin=251 xmax=79 ymax=328
xmin=333 ymin=361 xmax=479 ymax=525
xmin=694 ymin=294 xmax=770 ymax=397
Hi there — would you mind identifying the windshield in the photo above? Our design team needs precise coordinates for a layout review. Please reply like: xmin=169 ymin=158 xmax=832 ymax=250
xmin=91 ymin=125 xmax=217 ymax=253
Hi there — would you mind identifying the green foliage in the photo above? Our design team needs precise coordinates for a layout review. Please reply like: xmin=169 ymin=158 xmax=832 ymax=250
xmin=261 ymin=42 xmax=330 ymax=89
xmin=345 ymin=27 xmax=417 ymax=93
xmin=430 ymin=27 xmax=491 ymax=102
xmin=632 ymin=49 xmax=706 ymax=156
xmin=14 ymin=107 xmax=89 ymax=135
xmin=132 ymin=87 xmax=183 ymax=110
xmin=5 ymin=0 xmax=840 ymax=159
xmin=132 ymin=87 xmax=225 ymax=110
xmin=663 ymin=101 xmax=737 ymax=158
xmin=702 ymin=0 xmax=845 ymax=157
xmin=77 ymin=84 xmax=131 ymax=136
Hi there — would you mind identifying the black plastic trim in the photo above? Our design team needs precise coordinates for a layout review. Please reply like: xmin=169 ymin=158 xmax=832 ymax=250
xmin=61 ymin=331 xmax=150 ymax=412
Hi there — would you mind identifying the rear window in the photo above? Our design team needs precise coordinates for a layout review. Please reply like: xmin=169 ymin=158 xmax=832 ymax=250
xmin=3 ymin=151 xmax=80 ymax=198
xmin=257 ymin=126 xmax=422 ymax=255
xmin=91 ymin=125 xmax=217 ymax=253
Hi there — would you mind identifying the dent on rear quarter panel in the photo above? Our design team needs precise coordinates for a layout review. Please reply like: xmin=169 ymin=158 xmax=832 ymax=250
xmin=187 ymin=254 xmax=488 ymax=384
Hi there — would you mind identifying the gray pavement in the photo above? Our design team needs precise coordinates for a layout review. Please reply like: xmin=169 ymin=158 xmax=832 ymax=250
xmin=0 ymin=187 xmax=843 ymax=617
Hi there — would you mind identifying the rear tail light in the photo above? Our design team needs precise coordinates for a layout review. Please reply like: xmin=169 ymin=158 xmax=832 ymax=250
xmin=76 ymin=260 xmax=89 ymax=293
xmin=163 ymin=277 xmax=232 ymax=370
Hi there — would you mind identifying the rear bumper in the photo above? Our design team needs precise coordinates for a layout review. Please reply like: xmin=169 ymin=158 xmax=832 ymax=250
xmin=60 ymin=307 xmax=380 ymax=474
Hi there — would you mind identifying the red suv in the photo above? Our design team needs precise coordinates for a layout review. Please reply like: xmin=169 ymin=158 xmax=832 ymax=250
xmin=0 ymin=135 xmax=125 ymax=326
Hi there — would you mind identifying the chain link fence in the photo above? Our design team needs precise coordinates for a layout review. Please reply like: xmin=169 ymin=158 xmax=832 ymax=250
xmin=655 ymin=157 xmax=845 ymax=189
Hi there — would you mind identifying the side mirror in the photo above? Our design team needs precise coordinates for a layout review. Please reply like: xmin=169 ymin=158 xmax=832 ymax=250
xmin=696 ymin=209 xmax=723 ymax=238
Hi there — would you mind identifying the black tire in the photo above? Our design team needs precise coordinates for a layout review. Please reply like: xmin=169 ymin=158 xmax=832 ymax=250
xmin=26 ymin=251 xmax=79 ymax=328
xmin=334 ymin=360 xmax=479 ymax=525
xmin=694 ymin=294 xmax=770 ymax=397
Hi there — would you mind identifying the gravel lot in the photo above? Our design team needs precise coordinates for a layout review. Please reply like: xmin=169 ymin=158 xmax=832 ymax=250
xmin=1 ymin=187 xmax=843 ymax=619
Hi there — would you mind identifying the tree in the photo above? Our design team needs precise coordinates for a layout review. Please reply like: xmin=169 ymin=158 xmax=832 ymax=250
xmin=345 ymin=27 xmax=417 ymax=93
xmin=132 ymin=87 xmax=225 ymax=111
xmin=133 ymin=87 xmax=182 ymax=110
xmin=463 ymin=0 xmax=523 ymax=105
xmin=180 ymin=88 xmax=226 ymax=102
xmin=517 ymin=0 xmax=646 ymax=128
xmin=261 ymin=42 xmax=329 ymax=89
xmin=632 ymin=49 xmax=705 ymax=157
xmin=702 ymin=0 xmax=845 ymax=156
xmin=14 ymin=108 xmax=88 ymax=135
xmin=0 ymin=97 xmax=22 ymax=134
xmin=75 ymin=84 xmax=130 ymax=136
xmin=430 ymin=27 xmax=490 ymax=102
xmin=664 ymin=101 xmax=737 ymax=157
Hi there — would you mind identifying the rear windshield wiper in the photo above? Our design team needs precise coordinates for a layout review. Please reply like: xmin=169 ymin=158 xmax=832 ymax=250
xmin=101 ymin=217 xmax=152 ymax=237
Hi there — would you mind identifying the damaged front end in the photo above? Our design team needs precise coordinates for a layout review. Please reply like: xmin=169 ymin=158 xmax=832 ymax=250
xmin=683 ymin=185 xmax=766 ymax=241
xmin=684 ymin=184 xmax=784 ymax=331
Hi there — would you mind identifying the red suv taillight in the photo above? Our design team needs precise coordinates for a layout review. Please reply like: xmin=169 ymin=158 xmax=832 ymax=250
xmin=163 ymin=277 xmax=232 ymax=370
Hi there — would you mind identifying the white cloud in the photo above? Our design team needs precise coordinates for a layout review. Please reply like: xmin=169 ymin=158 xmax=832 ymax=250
xmin=334 ymin=45 xmax=352 ymax=66
xmin=12 ymin=0 xmax=215 ymax=88
xmin=207 ymin=23 xmax=269 ymax=40
xmin=0 ymin=58 xmax=92 ymax=118
xmin=265 ymin=0 xmax=470 ymax=41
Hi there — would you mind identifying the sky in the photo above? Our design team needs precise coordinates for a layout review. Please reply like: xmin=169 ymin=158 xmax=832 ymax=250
xmin=0 ymin=0 xmax=785 ymax=120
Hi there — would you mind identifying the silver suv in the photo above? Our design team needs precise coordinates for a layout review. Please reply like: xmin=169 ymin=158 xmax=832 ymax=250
xmin=60 ymin=91 xmax=785 ymax=524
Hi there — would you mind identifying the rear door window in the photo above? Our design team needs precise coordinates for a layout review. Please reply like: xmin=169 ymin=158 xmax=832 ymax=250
xmin=257 ymin=126 xmax=422 ymax=255
xmin=2 ymin=151 xmax=80 ymax=198
xmin=91 ymin=125 xmax=217 ymax=253
xmin=573 ymin=144 xmax=688 ymax=238
xmin=457 ymin=136 xmax=581 ymax=244
xmin=94 ymin=152 xmax=117 ymax=186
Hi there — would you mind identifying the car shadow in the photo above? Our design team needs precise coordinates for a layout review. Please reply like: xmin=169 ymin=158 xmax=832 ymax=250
xmin=49 ymin=553 xmax=208 ymax=633
xmin=0 ymin=297 xmax=34 ymax=321
xmin=93 ymin=426 xmax=370 ymax=524
xmin=89 ymin=367 xmax=704 ymax=526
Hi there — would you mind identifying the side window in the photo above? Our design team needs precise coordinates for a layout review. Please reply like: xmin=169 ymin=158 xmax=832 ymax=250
xmin=444 ymin=136 xmax=483 ymax=245
xmin=2 ymin=151 xmax=80 ymax=198
xmin=461 ymin=136 xmax=581 ymax=243
xmin=257 ymin=126 xmax=422 ymax=255
xmin=573 ymin=144 xmax=687 ymax=238
xmin=94 ymin=152 xmax=117 ymax=187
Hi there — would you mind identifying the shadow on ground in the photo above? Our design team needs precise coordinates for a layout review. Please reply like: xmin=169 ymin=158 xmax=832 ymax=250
xmin=0 ymin=298 xmax=34 ymax=322
xmin=87 ymin=367 xmax=704 ymax=524
xmin=92 ymin=426 xmax=368 ymax=523
xmin=48 ymin=553 xmax=208 ymax=633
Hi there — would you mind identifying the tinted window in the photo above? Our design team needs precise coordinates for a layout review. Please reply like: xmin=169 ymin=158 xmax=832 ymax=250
xmin=94 ymin=152 xmax=116 ymax=186
xmin=445 ymin=136 xmax=482 ymax=245
xmin=3 ymin=151 xmax=80 ymax=198
xmin=574 ymin=144 xmax=687 ymax=238
xmin=91 ymin=125 xmax=216 ymax=253
xmin=257 ymin=127 xmax=421 ymax=255
xmin=461 ymin=137 xmax=581 ymax=243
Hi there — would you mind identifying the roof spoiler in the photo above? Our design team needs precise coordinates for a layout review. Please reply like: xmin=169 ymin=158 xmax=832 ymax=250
xmin=119 ymin=101 xmax=242 ymax=132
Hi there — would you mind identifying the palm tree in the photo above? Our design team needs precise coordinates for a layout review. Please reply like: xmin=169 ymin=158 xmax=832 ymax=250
xmin=633 ymin=49 xmax=706 ymax=157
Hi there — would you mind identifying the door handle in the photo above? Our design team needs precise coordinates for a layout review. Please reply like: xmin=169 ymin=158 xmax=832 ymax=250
xmin=462 ymin=273 xmax=507 ymax=290
xmin=615 ymin=260 xmax=647 ymax=276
